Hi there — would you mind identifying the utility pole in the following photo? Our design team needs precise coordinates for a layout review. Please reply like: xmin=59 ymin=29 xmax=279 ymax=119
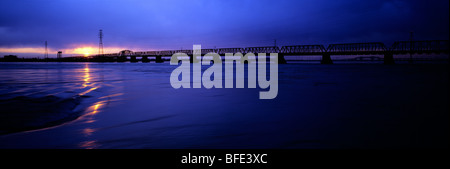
xmin=99 ymin=29 xmax=104 ymax=56
xmin=44 ymin=41 xmax=48 ymax=59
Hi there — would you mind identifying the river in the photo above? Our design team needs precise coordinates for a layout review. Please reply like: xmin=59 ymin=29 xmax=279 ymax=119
xmin=0 ymin=62 xmax=448 ymax=148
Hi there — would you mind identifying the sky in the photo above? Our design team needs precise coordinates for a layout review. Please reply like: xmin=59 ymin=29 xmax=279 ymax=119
xmin=0 ymin=0 xmax=448 ymax=57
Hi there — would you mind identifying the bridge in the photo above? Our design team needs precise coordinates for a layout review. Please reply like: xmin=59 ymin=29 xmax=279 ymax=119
xmin=94 ymin=40 xmax=448 ymax=64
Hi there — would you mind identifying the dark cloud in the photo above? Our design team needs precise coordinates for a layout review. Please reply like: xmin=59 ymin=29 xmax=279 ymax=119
xmin=0 ymin=0 xmax=448 ymax=51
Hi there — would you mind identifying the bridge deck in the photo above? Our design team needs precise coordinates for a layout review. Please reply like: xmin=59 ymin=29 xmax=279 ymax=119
xmin=96 ymin=40 xmax=448 ymax=58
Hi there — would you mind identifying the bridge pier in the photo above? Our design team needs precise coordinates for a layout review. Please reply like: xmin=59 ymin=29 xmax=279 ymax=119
xmin=155 ymin=56 xmax=164 ymax=63
xmin=130 ymin=56 xmax=137 ymax=63
xmin=117 ymin=56 xmax=127 ymax=62
xmin=278 ymin=54 xmax=287 ymax=64
xmin=321 ymin=53 xmax=333 ymax=64
xmin=384 ymin=52 xmax=395 ymax=64
xmin=142 ymin=56 xmax=150 ymax=63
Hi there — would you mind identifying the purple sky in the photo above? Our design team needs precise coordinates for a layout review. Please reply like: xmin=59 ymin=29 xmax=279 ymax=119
xmin=0 ymin=0 xmax=448 ymax=56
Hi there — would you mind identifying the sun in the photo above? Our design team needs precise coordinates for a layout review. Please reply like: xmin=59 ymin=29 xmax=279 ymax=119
xmin=73 ymin=47 xmax=95 ymax=57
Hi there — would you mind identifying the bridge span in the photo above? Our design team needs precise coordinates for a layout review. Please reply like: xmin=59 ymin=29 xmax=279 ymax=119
xmin=93 ymin=40 xmax=448 ymax=64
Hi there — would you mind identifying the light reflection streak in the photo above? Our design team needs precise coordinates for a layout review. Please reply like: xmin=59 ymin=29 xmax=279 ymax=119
xmin=79 ymin=140 xmax=99 ymax=149
xmin=78 ymin=87 xmax=98 ymax=96
xmin=76 ymin=63 xmax=124 ymax=149
xmin=82 ymin=128 xmax=97 ymax=136
xmin=78 ymin=101 xmax=104 ymax=149
xmin=79 ymin=101 xmax=105 ymax=123
xmin=79 ymin=64 xmax=98 ymax=96
xmin=91 ymin=102 xmax=102 ymax=115
xmin=82 ymin=66 xmax=91 ymax=87
xmin=78 ymin=64 xmax=104 ymax=148
xmin=98 ymin=93 xmax=123 ymax=99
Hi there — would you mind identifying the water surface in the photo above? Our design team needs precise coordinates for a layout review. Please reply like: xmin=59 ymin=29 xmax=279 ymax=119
xmin=0 ymin=62 xmax=448 ymax=148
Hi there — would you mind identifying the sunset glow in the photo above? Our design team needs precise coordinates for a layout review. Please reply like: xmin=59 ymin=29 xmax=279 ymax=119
xmin=0 ymin=46 xmax=133 ymax=57
xmin=72 ymin=47 xmax=96 ymax=57
xmin=0 ymin=47 xmax=50 ymax=54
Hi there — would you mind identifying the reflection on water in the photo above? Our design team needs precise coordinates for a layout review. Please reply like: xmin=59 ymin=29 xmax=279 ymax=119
xmin=79 ymin=100 xmax=105 ymax=148
xmin=79 ymin=140 xmax=99 ymax=149
xmin=92 ymin=102 xmax=101 ymax=115
xmin=78 ymin=64 xmax=104 ymax=148
xmin=82 ymin=128 xmax=96 ymax=136
xmin=78 ymin=99 xmax=105 ymax=148
xmin=79 ymin=101 xmax=105 ymax=123
xmin=83 ymin=66 xmax=90 ymax=87
xmin=0 ymin=62 xmax=448 ymax=149
xmin=79 ymin=64 xmax=98 ymax=96
xmin=0 ymin=62 xmax=126 ymax=148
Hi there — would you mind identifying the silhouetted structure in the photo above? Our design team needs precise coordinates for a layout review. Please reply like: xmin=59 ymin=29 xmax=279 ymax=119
xmin=3 ymin=55 xmax=18 ymax=61
xmin=95 ymin=40 xmax=446 ymax=64
xmin=99 ymin=29 xmax=104 ymax=56
xmin=2 ymin=40 xmax=448 ymax=64
xmin=44 ymin=41 xmax=48 ymax=59
xmin=57 ymin=51 xmax=62 ymax=59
